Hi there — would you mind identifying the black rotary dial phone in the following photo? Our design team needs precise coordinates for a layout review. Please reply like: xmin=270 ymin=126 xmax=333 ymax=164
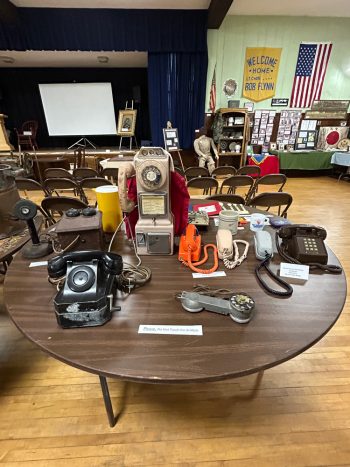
xmin=48 ymin=251 xmax=123 ymax=328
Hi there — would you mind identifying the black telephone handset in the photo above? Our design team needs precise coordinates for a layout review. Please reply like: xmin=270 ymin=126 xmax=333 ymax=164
xmin=48 ymin=250 xmax=123 ymax=280
xmin=277 ymin=224 xmax=342 ymax=274
xmin=48 ymin=251 xmax=123 ymax=329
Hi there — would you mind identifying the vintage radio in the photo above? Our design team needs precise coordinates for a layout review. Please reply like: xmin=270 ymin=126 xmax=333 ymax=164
xmin=54 ymin=208 xmax=105 ymax=252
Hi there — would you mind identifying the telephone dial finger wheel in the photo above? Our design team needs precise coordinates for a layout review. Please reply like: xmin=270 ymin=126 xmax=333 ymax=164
xmin=67 ymin=265 xmax=95 ymax=293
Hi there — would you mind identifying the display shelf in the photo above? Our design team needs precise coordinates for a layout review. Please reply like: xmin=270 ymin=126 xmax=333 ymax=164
xmin=215 ymin=108 xmax=249 ymax=168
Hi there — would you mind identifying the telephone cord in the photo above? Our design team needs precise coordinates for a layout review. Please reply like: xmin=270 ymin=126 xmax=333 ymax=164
xmin=182 ymin=244 xmax=219 ymax=274
xmin=275 ymin=232 xmax=343 ymax=274
xmin=222 ymin=240 xmax=249 ymax=270
xmin=255 ymin=253 xmax=293 ymax=297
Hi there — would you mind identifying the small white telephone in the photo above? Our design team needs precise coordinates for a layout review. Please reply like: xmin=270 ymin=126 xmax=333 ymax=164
xmin=216 ymin=229 xmax=249 ymax=270
xmin=254 ymin=230 xmax=273 ymax=260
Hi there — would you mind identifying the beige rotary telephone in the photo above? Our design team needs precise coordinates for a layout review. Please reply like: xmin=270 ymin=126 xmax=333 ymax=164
xmin=118 ymin=147 xmax=174 ymax=255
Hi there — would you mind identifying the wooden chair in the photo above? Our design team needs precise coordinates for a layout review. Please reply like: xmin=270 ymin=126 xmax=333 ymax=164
xmin=211 ymin=166 xmax=237 ymax=178
xmin=186 ymin=177 xmax=218 ymax=195
xmin=41 ymin=196 xmax=88 ymax=223
xmin=184 ymin=166 xmax=209 ymax=181
xmin=247 ymin=192 xmax=293 ymax=218
xmin=101 ymin=167 xmax=119 ymax=184
xmin=15 ymin=121 xmax=38 ymax=150
xmin=73 ymin=167 xmax=99 ymax=180
xmin=44 ymin=168 xmax=73 ymax=179
xmin=219 ymin=175 xmax=255 ymax=203
xmin=73 ymin=148 xmax=86 ymax=169
xmin=253 ymin=174 xmax=287 ymax=196
xmin=236 ymin=165 xmax=261 ymax=177
xmin=44 ymin=177 xmax=87 ymax=203
xmin=15 ymin=178 xmax=49 ymax=199
xmin=207 ymin=193 xmax=245 ymax=204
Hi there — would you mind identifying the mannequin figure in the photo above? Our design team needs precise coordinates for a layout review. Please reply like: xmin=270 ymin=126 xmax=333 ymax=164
xmin=194 ymin=135 xmax=219 ymax=174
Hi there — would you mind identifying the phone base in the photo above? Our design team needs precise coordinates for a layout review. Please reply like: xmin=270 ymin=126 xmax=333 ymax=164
xmin=22 ymin=241 xmax=53 ymax=259
xmin=135 ymin=222 xmax=174 ymax=255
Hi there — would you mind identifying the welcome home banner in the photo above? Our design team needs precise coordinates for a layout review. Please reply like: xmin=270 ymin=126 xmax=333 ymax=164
xmin=243 ymin=47 xmax=282 ymax=102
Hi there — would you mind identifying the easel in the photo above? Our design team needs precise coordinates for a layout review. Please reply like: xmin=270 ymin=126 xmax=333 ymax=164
xmin=170 ymin=149 xmax=185 ymax=173
xmin=118 ymin=100 xmax=138 ymax=150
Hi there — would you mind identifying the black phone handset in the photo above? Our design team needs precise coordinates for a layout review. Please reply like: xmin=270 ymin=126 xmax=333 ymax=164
xmin=48 ymin=250 xmax=123 ymax=279
xmin=276 ymin=225 xmax=342 ymax=274
xmin=48 ymin=251 xmax=123 ymax=329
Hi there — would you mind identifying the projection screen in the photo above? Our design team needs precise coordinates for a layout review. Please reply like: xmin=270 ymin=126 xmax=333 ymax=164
xmin=39 ymin=83 xmax=117 ymax=136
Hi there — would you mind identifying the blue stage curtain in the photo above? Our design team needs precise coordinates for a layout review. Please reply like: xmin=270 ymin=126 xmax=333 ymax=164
xmin=148 ymin=52 xmax=208 ymax=149
xmin=0 ymin=8 xmax=208 ymax=149
xmin=0 ymin=9 xmax=207 ymax=52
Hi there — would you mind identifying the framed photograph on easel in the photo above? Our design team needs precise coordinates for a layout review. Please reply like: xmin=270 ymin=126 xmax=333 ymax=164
xmin=163 ymin=128 xmax=180 ymax=151
xmin=117 ymin=109 xmax=137 ymax=137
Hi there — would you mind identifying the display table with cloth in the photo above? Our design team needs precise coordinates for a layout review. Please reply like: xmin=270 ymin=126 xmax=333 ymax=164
xmin=99 ymin=155 xmax=135 ymax=170
xmin=270 ymin=150 xmax=336 ymax=170
xmin=331 ymin=151 xmax=350 ymax=180
xmin=247 ymin=154 xmax=280 ymax=176
xmin=4 ymin=204 xmax=346 ymax=426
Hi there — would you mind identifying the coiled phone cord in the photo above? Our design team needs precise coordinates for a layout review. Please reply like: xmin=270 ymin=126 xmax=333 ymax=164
xmin=182 ymin=244 xmax=219 ymax=274
xmin=222 ymin=240 xmax=249 ymax=270
xmin=255 ymin=253 xmax=293 ymax=297
xmin=275 ymin=232 xmax=343 ymax=274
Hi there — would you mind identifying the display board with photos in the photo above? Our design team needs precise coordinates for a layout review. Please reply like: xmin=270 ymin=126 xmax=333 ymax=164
xmin=251 ymin=110 xmax=276 ymax=145
xmin=163 ymin=128 xmax=180 ymax=151
xmin=295 ymin=120 xmax=317 ymax=150
xmin=277 ymin=110 xmax=302 ymax=146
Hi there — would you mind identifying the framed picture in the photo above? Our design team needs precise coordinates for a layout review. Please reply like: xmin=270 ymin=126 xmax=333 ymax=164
xmin=163 ymin=128 xmax=180 ymax=151
xmin=244 ymin=102 xmax=254 ymax=112
xmin=117 ymin=109 xmax=137 ymax=136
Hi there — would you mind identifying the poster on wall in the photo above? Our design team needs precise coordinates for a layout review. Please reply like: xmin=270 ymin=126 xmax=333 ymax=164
xmin=250 ymin=110 xmax=276 ymax=146
xmin=276 ymin=110 xmax=302 ymax=146
xmin=242 ymin=47 xmax=282 ymax=102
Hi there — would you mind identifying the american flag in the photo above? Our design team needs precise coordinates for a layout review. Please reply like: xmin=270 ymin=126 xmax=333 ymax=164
xmin=209 ymin=66 xmax=216 ymax=113
xmin=290 ymin=42 xmax=333 ymax=108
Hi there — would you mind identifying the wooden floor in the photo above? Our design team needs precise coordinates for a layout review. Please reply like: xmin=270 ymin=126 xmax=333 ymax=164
xmin=0 ymin=176 xmax=350 ymax=466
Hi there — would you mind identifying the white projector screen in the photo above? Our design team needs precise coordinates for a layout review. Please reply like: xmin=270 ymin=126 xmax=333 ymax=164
xmin=39 ymin=82 xmax=117 ymax=136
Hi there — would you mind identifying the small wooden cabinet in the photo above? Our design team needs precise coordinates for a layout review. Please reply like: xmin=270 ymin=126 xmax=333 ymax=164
xmin=215 ymin=108 xmax=249 ymax=168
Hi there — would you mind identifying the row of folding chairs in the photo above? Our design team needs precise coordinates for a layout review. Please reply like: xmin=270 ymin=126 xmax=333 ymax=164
xmin=206 ymin=192 xmax=292 ymax=218
xmin=36 ymin=191 xmax=292 ymax=227
xmin=43 ymin=167 xmax=119 ymax=183
xmin=15 ymin=175 xmax=114 ymax=205
xmin=186 ymin=173 xmax=287 ymax=203
xmin=177 ymin=165 xmax=260 ymax=181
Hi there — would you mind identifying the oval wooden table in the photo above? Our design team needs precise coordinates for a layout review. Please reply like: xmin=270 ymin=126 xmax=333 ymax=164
xmin=4 ymin=208 xmax=347 ymax=426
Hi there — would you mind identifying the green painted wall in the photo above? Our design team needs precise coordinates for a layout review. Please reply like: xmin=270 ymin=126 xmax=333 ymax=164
xmin=206 ymin=16 xmax=350 ymax=110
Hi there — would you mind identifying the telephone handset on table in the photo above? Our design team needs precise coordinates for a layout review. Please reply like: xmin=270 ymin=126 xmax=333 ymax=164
xmin=216 ymin=229 xmax=249 ymax=270
xmin=48 ymin=251 xmax=123 ymax=328
xmin=277 ymin=224 xmax=342 ymax=273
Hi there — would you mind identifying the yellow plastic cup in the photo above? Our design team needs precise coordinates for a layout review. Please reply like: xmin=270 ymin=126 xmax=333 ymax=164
xmin=95 ymin=185 xmax=122 ymax=233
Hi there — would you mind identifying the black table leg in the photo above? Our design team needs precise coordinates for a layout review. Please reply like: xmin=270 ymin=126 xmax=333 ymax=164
xmin=99 ymin=375 xmax=117 ymax=427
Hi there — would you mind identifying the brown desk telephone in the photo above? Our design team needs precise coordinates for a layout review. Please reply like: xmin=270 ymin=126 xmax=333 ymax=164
xmin=277 ymin=224 xmax=342 ymax=273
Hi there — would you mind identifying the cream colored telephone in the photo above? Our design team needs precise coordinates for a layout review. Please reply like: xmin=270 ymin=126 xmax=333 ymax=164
xmin=118 ymin=147 xmax=174 ymax=255
xmin=216 ymin=229 xmax=249 ymax=270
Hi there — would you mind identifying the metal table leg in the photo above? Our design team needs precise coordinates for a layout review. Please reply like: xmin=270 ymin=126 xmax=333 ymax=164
xmin=99 ymin=375 xmax=118 ymax=427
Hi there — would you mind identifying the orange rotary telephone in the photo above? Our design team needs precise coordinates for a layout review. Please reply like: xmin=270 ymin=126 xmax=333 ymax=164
xmin=178 ymin=224 xmax=218 ymax=274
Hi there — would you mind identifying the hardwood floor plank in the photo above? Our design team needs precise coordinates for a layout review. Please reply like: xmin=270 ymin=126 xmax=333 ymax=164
xmin=1 ymin=176 xmax=350 ymax=465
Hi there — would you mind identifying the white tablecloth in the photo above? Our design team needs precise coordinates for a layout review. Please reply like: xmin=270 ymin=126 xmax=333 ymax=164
xmin=331 ymin=152 xmax=350 ymax=167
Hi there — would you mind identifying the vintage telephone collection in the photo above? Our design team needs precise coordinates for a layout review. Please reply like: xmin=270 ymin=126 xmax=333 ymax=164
xmin=14 ymin=146 xmax=342 ymax=329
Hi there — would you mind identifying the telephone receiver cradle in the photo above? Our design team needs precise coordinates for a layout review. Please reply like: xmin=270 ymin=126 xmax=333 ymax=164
xmin=48 ymin=250 xmax=123 ymax=329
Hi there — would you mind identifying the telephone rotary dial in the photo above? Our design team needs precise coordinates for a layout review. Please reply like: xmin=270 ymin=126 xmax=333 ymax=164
xmin=141 ymin=165 xmax=162 ymax=189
